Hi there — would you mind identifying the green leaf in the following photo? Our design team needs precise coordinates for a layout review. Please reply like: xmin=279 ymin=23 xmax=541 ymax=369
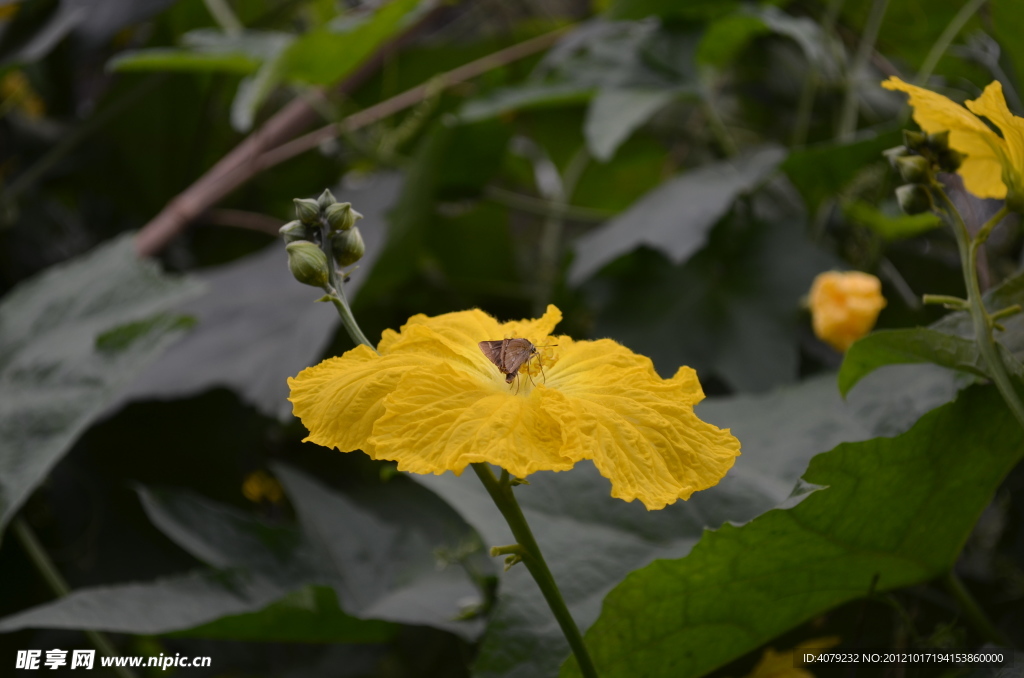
xmin=782 ymin=127 xmax=901 ymax=212
xmin=696 ymin=13 xmax=769 ymax=68
xmin=0 ymin=569 xmax=290 ymax=635
xmin=119 ymin=172 xmax=402 ymax=421
xmin=360 ymin=121 xmax=511 ymax=303
xmin=756 ymin=6 xmax=840 ymax=82
xmin=459 ymin=84 xmax=595 ymax=123
xmin=584 ymin=87 xmax=681 ymax=162
xmin=839 ymin=269 xmax=1024 ymax=396
xmin=415 ymin=365 xmax=960 ymax=678
xmin=0 ymin=469 xmax=485 ymax=641
xmin=838 ymin=328 xmax=987 ymax=396
xmin=280 ymin=0 xmax=424 ymax=86
xmin=274 ymin=464 xmax=488 ymax=640
xmin=568 ymin=145 xmax=786 ymax=284
xmin=586 ymin=187 xmax=838 ymax=392
xmin=108 ymin=48 xmax=261 ymax=74
xmin=0 ymin=234 xmax=201 ymax=532
xmin=168 ymin=585 xmax=396 ymax=643
xmin=563 ymin=385 xmax=1023 ymax=678
xmin=607 ymin=0 xmax=738 ymax=21
xmin=107 ymin=29 xmax=291 ymax=75
xmin=231 ymin=46 xmax=290 ymax=132
xmin=843 ymin=200 xmax=941 ymax=240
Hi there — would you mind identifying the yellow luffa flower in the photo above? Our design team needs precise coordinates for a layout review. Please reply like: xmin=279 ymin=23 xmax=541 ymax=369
xmin=882 ymin=76 xmax=1024 ymax=206
xmin=808 ymin=271 xmax=886 ymax=352
xmin=288 ymin=305 xmax=740 ymax=510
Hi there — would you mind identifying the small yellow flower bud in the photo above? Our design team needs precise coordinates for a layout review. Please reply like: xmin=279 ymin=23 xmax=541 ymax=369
xmin=808 ymin=271 xmax=887 ymax=352
xmin=896 ymin=183 xmax=933 ymax=215
xmin=293 ymin=198 xmax=320 ymax=225
xmin=317 ymin=188 xmax=337 ymax=210
xmin=286 ymin=241 xmax=330 ymax=287
xmin=331 ymin=226 xmax=365 ymax=266
xmin=324 ymin=202 xmax=363 ymax=231
xmin=278 ymin=220 xmax=308 ymax=244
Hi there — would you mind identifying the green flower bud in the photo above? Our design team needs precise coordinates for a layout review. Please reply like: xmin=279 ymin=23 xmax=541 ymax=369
xmin=286 ymin=241 xmax=330 ymax=287
xmin=278 ymin=220 xmax=308 ymax=244
xmin=895 ymin=155 xmax=932 ymax=184
xmin=883 ymin=145 xmax=910 ymax=168
xmin=937 ymin=148 xmax=964 ymax=173
xmin=902 ymin=129 xmax=928 ymax=153
xmin=317 ymin=188 xmax=336 ymax=210
xmin=294 ymin=198 xmax=321 ymax=225
xmin=927 ymin=130 xmax=951 ymax=151
xmin=895 ymin=183 xmax=933 ymax=215
xmin=324 ymin=202 xmax=363 ymax=231
xmin=331 ymin=226 xmax=365 ymax=266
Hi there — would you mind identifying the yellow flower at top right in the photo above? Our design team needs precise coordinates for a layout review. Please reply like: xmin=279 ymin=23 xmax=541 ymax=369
xmin=882 ymin=77 xmax=1024 ymax=209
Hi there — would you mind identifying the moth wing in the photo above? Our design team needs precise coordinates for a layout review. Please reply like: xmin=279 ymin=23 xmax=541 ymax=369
xmin=478 ymin=340 xmax=505 ymax=368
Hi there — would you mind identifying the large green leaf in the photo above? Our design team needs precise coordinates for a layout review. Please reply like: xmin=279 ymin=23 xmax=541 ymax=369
xmin=568 ymin=145 xmax=786 ymax=284
xmin=168 ymin=585 xmax=396 ymax=643
xmin=839 ymin=269 xmax=1024 ymax=396
xmin=838 ymin=328 xmax=987 ymax=397
xmin=564 ymin=384 xmax=1023 ymax=678
xmin=583 ymin=88 xmax=681 ymax=162
xmin=414 ymin=364 xmax=960 ymax=678
xmin=0 ymin=467 xmax=485 ymax=641
xmin=274 ymin=464 xmax=488 ymax=640
xmin=0 ymin=234 xmax=201 ymax=533
xmin=0 ymin=569 xmax=295 ymax=636
xmin=119 ymin=172 xmax=401 ymax=420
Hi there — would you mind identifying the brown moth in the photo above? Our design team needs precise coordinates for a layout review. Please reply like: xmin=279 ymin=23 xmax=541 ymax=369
xmin=478 ymin=338 xmax=551 ymax=391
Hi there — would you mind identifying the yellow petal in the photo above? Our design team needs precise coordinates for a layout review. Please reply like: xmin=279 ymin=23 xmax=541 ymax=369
xmin=882 ymin=76 xmax=1007 ymax=198
xmin=500 ymin=304 xmax=563 ymax=344
xmin=288 ymin=346 xmax=438 ymax=456
xmin=543 ymin=338 xmax=740 ymax=509
xmin=379 ymin=305 xmax=565 ymax=385
xmin=966 ymin=80 xmax=1024 ymax=194
xmin=369 ymin=362 xmax=574 ymax=477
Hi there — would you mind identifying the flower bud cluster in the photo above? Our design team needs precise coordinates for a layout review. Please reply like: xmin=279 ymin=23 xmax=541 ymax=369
xmin=280 ymin=188 xmax=365 ymax=287
xmin=885 ymin=130 xmax=964 ymax=216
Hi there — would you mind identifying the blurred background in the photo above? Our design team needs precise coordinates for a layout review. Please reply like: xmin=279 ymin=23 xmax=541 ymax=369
xmin=1 ymin=0 xmax=1023 ymax=675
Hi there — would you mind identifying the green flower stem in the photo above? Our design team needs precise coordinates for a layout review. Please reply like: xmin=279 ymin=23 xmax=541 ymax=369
xmin=921 ymin=293 xmax=969 ymax=310
xmin=317 ymin=222 xmax=376 ymax=352
xmin=324 ymin=282 xmax=375 ymax=351
xmin=12 ymin=518 xmax=138 ymax=678
xmin=471 ymin=463 xmax=599 ymax=678
xmin=943 ymin=571 xmax=1011 ymax=646
xmin=935 ymin=190 xmax=1024 ymax=430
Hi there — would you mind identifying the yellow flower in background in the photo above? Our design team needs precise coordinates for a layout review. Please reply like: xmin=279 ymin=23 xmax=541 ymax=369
xmin=882 ymin=77 xmax=1024 ymax=207
xmin=741 ymin=637 xmax=840 ymax=678
xmin=288 ymin=305 xmax=740 ymax=510
xmin=0 ymin=70 xmax=45 ymax=119
xmin=809 ymin=271 xmax=886 ymax=352
xmin=242 ymin=470 xmax=284 ymax=504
